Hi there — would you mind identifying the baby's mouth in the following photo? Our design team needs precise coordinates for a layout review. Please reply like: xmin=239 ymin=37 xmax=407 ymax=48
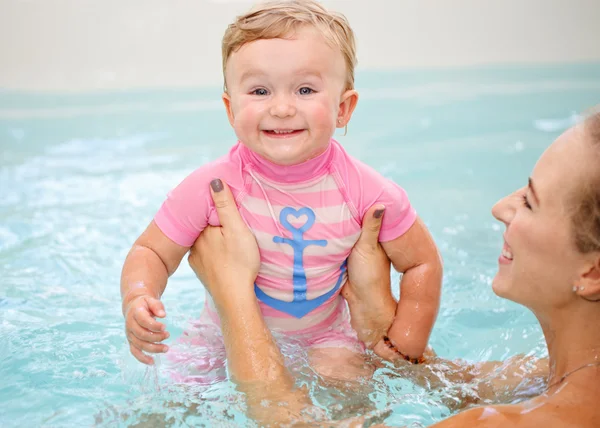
xmin=263 ymin=129 xmax=305 ymax=137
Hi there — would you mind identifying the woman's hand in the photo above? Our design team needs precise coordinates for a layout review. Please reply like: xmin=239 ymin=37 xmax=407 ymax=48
xmin=187 ymin=179 xmax=313 ymax=426
xmin=187 ymin=179 xmax=260 ymax=311
xmin=342 ymin=205 xmax=397 ymax=351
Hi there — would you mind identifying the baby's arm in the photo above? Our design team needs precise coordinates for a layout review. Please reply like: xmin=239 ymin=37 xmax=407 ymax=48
xmin=380 ymin=217 xmax=443 ymax=360
xmin=121 ymin=221 xmax=189 ymax=364
xmin=120 ymin=160 xmax=233 ymax=364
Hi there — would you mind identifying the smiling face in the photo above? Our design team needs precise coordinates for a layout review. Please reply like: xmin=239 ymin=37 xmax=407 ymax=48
xmin=222 ymin=26 xmax=358 ymax=166
xmin=491 ymin=125 xmax=598 ymax=311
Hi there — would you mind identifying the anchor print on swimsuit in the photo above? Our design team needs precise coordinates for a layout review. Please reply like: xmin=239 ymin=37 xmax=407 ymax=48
xmin=254 ymin=207 xmax=348 ymax=318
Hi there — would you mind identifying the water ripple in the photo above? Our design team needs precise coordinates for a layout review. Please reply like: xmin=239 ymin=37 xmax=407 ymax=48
xmin=2 ymin=66 xmax=598 ymax=426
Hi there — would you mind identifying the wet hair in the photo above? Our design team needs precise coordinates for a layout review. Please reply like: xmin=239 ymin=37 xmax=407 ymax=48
xmin=221 ymin=0 xmax=357 ymax=91
xmin=572 ymin=109 xmax=600 ymax=253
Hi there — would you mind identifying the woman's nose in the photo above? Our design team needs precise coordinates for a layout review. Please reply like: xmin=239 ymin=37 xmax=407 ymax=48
xmin=492 ymin=188 xmax=523 ymax=226
xmin=269 ymin=94 xmax=296 ymax=118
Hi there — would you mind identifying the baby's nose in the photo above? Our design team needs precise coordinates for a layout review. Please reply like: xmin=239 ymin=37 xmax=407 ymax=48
xmin=269 ymin=95 xmax=296 ymax=118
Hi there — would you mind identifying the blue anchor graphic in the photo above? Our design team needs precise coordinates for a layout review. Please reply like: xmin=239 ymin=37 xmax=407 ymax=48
xmin=254 ymin=207 xmax=347 ymax=318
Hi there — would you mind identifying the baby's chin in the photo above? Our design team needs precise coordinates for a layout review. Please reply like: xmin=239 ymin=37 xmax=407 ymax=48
xmin=262 ymin=147 xmax=327 ymax=166
xmin=263 ymin=153 xmax=309 ymax=166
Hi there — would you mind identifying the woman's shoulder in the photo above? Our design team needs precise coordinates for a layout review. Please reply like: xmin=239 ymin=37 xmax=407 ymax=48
xmin=430 ymin=396 xmax=595 ymax=428
xmin=428 ymin=405 xmax=513 ymax=428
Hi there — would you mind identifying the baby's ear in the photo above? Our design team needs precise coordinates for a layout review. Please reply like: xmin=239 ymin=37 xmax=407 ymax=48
xmin=222 ymin=92 xmax=235 ymax=127
xmin=337 ymin=89 xmax=359 ymax=128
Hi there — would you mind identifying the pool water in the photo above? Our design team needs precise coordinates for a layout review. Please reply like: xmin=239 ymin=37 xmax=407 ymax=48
xmin=1 ymin=63 xmax=599 ymax=427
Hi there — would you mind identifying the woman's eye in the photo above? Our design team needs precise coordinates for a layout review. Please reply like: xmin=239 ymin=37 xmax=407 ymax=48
xmin=252 ymin=88 xmax=268 ymax=96
xmin=298 ymin=87 xmax=314 ymax=95
xmin=522 ymin=194 xmax=532 ymax=209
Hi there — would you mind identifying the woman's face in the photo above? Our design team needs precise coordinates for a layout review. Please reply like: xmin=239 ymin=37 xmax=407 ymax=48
xmin=491 ymin=125 xmax=594 ymax=311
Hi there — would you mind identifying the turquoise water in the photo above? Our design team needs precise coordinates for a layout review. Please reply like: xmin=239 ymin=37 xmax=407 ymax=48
xmin=1 ymin=63 xmax=600 ymax=427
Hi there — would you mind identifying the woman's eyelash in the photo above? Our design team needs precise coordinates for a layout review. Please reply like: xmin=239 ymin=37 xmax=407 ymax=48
xmin=522 ymin=194 xmax=532 ymax=209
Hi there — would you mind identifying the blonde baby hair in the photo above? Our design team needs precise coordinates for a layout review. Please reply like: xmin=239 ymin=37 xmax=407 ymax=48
xmin=221 ymin=0 xmax=357 ymax=92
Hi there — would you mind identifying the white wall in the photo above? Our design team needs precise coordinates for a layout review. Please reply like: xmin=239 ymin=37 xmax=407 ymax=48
xmin=1 ymin=0 xmax=599 ymax=92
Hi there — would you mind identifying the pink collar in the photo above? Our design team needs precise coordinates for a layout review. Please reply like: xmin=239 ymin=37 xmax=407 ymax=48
xmin=238 ymin=139 xmax=335 ymax=183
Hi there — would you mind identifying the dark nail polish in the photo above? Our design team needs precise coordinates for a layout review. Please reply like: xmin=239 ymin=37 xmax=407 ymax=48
xmin=374 ymin=208 xmax=385 ymax=218
xmin=210 ymin=178 xmax=223 ymax=192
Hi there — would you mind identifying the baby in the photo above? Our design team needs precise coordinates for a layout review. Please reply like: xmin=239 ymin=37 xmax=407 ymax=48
xmin=121 ymin=0 xmax=442 ymax=379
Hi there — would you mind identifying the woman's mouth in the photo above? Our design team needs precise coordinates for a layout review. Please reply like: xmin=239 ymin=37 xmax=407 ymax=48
xmin=499 ymin=241 xmax=514 ymax=264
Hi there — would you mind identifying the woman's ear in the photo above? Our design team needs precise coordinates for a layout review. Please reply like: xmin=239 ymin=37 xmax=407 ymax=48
xmin=577 ymin=254 xmax=600 ymax=301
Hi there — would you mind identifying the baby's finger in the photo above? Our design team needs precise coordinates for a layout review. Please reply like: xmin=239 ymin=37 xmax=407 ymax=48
xmin=146 ymin=297 xmax=166 ymax=318
xmin=130 ymin=324 xmax=170 ymax=343
xmin=130 ymin=343 xmax=154 ymax=365
xmin=133 ymin=306 xmax=166 ymax=332
xmin=130 ymin=322 xmax=170 ymax=343
xmin=128 ymin=334 xmax=169 ymax=354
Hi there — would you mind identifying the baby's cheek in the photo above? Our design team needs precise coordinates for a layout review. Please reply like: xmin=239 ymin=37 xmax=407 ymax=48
xmin=310 ymin=104 xmax=337 ymax=131
xmin=232 ymin=108 xmax=257 ymax=137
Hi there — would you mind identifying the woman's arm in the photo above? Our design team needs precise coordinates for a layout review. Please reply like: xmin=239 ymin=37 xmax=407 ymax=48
xmin=342 ymin=205 xmax=398 ymax=349
xmin=186 ymin=179 xmax=289 ymax=389
xmin=187 ymin=180 xmax=548 ymax=425
xmin=340 ymin=209 xmax=548 ymax=406
xmin=187 ymin=179 xmax=311 ymax=425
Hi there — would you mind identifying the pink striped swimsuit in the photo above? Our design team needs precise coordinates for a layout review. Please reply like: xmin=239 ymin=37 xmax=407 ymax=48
xmin=155 ymin=139 xmax=416 ymax=360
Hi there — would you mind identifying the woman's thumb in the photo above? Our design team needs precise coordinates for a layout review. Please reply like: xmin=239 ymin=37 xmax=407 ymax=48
xmin=357 ymin=204 xmax=385 ymax=246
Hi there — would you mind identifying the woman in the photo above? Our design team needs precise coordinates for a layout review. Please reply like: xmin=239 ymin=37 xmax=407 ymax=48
xmin=187 ymin=112 xmax=600 ymax=427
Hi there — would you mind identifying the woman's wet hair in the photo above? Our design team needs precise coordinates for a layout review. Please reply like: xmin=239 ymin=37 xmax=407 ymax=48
xmin=572 ymin=109 xmax=600 ymax=253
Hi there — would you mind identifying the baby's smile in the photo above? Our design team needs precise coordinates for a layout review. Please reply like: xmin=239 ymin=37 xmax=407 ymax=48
xmin=262 ymin=129 xmax=306 ymax=138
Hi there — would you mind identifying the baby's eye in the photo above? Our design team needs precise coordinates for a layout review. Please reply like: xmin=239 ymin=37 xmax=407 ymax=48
xmin=251 ymin=88 xmax=269 ymax=96
xmin=298 ymin=87 xmax=314 ymax=95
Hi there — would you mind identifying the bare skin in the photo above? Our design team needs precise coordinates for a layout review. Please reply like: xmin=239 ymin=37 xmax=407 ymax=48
xmin=120 ymin=222 xmax=187 ymax=364
xmin=120 ymin=27 xmax=441 ymax=367
xmin=222 ymin=25 xmax=442 ymax=362
xmin=188 ymin=121 xmax=600 ymax=427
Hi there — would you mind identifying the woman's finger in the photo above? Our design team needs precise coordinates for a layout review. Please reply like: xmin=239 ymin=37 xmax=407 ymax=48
xmin=209 ymin=179 xmax=247 ymax=234
xmin=356 ymin=204 xmax=385 ymax=250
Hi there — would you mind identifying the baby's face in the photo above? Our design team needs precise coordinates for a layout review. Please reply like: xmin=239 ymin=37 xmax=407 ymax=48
xmin=223 ymin=26 xmax=356 ymax=166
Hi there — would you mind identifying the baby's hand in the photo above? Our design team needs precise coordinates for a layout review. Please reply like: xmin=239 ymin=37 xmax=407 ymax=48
xmin=124 ymin=295 xmax=169 ymax=365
